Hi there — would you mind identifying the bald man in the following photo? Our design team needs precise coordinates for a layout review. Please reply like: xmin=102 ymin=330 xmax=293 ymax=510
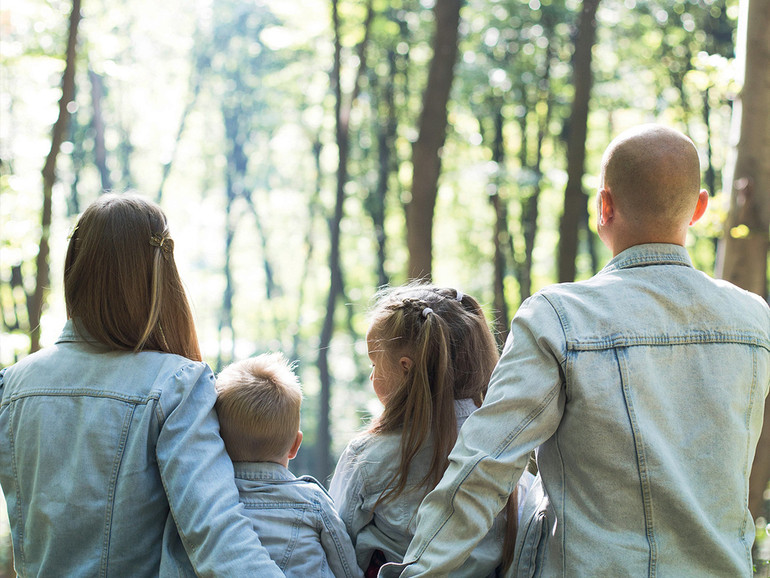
xmin=380 ymin=125 xmax=770 ymax=577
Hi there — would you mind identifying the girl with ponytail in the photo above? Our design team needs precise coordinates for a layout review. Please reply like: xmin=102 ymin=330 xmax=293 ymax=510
xmin=330 ymin=284 xmax=535 ymax=577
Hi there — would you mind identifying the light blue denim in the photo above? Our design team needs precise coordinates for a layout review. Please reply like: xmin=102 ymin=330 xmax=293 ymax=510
xmin=331 ymin=399 xmax=536 ymax=576
xmin=232 ymin=461 xmax=361 ymax=578
xmin=382 ymin=244 xmax=770 ymax=578
xmin=0 ymin=320 xmax=282 ymax=577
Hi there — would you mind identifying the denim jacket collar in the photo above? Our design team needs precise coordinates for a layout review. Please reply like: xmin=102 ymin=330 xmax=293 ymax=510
xmin=55 ymin=318 xmax=101 ymax=346
xmin=233 ymin=461 xmax=295 ymax=482
xmin=600 ymin=243 xmax=693 ymax=275
xmin=454 ymin=398 xmax=478 ymax=423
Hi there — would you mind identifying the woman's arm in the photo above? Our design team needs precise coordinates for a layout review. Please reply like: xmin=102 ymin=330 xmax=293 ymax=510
xmin=156 ymin=362 xmax=283 ymax=577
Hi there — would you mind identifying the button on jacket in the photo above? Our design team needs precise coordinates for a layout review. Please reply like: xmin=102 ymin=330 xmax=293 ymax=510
xmin=389 ymin=244 xmax=770 ymax=578
xmin=0 ymin=320 xmax=282 ymax=577
xmin=331 ymin=399 xmax=535 ymax=576
xmin=233 ymin=461 xmax=362 ymax=577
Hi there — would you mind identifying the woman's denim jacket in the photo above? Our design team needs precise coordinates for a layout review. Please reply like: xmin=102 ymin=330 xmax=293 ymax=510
xmin=384 ymin=244 xmax=770 ymax=578
xmin=0 ymin=320 xmax=282 ymax=577
xmin=330 ymin=399 xmax=535 ymax=576
xmin=233 ymin=461 xmax=362 ymax=577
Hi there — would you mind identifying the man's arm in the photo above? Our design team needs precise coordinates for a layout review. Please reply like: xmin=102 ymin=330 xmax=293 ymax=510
xmin=386 ymin=293 xmax=567 ymax=577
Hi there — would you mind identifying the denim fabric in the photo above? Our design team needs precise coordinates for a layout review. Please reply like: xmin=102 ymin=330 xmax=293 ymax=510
xmin=233 ymin=461 xmax=361 ymax=578
xmin=385 ymin=244 xmax=770 ymax=578
xmin=0 ymin=320 xmax=282 ymax=577
xmin=331 ymin=399 xmax=536 ymax=576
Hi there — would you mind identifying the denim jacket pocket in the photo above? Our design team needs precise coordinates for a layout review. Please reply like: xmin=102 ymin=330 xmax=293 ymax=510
xmin=510 ymin=477 xmax=550 ymax=578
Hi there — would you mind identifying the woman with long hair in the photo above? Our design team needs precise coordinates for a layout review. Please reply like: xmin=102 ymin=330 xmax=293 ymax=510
xmin=0 ymin=194 xmax=281 ymax=576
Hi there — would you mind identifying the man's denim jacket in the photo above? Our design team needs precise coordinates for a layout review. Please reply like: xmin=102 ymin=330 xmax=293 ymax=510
xmin=233 ymin=461 xmax=362 ymax=577
xmin=383 ymin=244 xmax=770 ymax=578
xmin=0 ymin=320 xmax=282 ymax=577
xmin=331 ymin=399 xmax=535 ymax=576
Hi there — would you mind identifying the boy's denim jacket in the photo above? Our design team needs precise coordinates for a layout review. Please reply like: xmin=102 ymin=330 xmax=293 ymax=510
xmin=383 ymin=244 xmax=770 ymax=578
xmin=233 ymin=461 xmax=362 ymax=577
xmin=0 ymin=320 xmax=282 ymax=577
xmin=331 ymin=399 xmax=536 ymax=576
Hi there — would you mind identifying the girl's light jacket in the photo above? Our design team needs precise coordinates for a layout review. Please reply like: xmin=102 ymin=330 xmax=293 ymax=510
xmin=330 ymin=399 xmax=535 ymax=576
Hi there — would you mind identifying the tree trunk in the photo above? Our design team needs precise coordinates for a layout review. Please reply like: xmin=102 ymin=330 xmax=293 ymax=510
xmin=316 ymin=0 xmax=374 ymax=483
xmin=405 ymin=0 xmax=462 ymax=280
xmin=488 ymin=107 xmax=510 ymax=345
xmin=29 ymin=0 xmax=81 ymax=353
xmin=519 ymin=31 xmax=554 ymax=303
xmin=89 ymin=69 xmax=111 ymax=192
xmin=715 ymin=0 xmax=770 ymax=520
xmin=292 ymin=136 xmax=323 ymax=363
xmin=368 ymin=44 xmax=397 ymax=289
xmin=557 ymin=0 xmax=600 ymax=283
xmin=216 ymin=111 xmax=248 ymax=371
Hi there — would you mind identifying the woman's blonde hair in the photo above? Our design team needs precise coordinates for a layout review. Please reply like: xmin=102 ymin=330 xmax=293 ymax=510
xmin=64 ymin=193 xmax=201 ymax=361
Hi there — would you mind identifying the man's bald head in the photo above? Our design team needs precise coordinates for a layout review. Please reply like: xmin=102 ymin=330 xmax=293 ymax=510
xmin=600 ymin=124 xmax=702 ymax=236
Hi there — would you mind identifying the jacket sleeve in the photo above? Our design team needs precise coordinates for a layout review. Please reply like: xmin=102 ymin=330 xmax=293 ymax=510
xmin=329 ymin=440 xmax=371 ymax=555
xmin=317 ymin=490 xmax=365 ymax=578
xmin=156 ymin=361 xmax=284 ymax=577
xmin=392 ymin=293 xmax=567 ymax=577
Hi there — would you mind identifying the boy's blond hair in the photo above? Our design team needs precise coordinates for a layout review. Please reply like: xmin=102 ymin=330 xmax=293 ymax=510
xmin=215 ymin=353 xmax=302 ymax=463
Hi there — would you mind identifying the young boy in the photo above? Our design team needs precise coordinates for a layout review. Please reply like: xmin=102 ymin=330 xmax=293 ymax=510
xmin=215 ymin=353 xmax=362 ymax=578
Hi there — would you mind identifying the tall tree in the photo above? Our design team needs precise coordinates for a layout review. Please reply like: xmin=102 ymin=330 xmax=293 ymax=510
xmin=29 ymin=0 xmax=82 ymax=353
xmin=557 ymin=0 xmax=600 ymax=283
xmin=485 ymin=106 xmax=511 ymax=343
xmin=317 ymin=0 xmax=374 ymax=482
xmin=88 ymin=69 xmax=111 ymax=192
xmin=715 ymin=0 xmax=770 ymax=521
xmin=405 ymin=0 xmax=462 ymax=280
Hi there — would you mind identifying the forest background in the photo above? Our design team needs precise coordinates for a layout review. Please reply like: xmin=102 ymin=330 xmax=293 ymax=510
xmin=1 ymin=0 xmax=769 ymax=574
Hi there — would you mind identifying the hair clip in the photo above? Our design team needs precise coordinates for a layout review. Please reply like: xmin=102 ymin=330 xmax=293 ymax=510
xmin=455 ymin=289 xmax=464 ymax=302
xmin=150 ymin=233 xmax=174 ymax=259
xmin=421 ymin=307 xmax=434 ymax=318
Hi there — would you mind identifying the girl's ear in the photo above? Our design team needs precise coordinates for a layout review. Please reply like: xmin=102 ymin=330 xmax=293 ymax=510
xmin=399 ymin=356 xmax=413 ymax=375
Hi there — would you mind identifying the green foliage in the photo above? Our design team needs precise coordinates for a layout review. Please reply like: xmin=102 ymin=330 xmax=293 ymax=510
xmin=0 ymin=0 xmax=744 ymax=473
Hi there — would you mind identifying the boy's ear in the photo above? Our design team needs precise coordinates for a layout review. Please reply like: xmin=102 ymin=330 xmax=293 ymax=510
xmin=399 ymin=356 xmax=413 ymax=375
xmin=288 ymin=430 xmax=303 ymax=460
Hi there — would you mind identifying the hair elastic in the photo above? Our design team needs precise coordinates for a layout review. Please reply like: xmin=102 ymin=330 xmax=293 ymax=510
xmin=421 ymin=307 xmax=434 ymax=318
xmin=455 ymin=289 xmax=464 ymax=302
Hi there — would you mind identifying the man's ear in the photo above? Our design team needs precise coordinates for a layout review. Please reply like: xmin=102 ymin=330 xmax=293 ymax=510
xmin=399 ymin=356 xmax=413 ymax=375
xmin=689 ymin=189 xmax=709 ymax=226
xmin=287 ymin=430 xmax=303 ymax=460
xmin=598 ymin=188 xmax=614 ymax=226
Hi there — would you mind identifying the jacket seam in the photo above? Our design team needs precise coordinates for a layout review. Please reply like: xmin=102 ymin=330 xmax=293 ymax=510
xmin=318 ymin=500 xmax=356 ymax=578
xmin=100 ymin=402 xmax=136 ymax=577
xmin=566 ymin=332 xmax=769 ymax=351
xmin=740 ymin=349 xmax=759 ymax=566
xmin=616 ymin=348 xmax=657 ymax=577
xmin=2 ymin=389 xmax=159 ymax=406
xmin=7 ymin=402 xmax=27 ymax=576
